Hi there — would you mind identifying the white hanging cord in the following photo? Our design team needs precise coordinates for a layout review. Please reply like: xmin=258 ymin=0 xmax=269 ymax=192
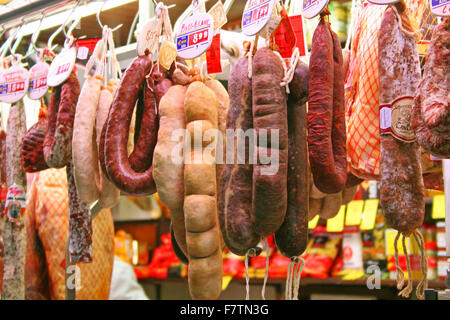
xmin=245 ymin=247 xmax=257 ymax=300
xmin=261 ymin=238 xmax=270 ymax=300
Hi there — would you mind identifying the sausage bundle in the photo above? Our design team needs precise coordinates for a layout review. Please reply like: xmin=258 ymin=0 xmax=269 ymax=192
xmin=103 ymin=55 xmax=158 ymax=196
xmin=252 ymin=47 xmax=288 ymax=237
xmin=3 ymin=101 xmax=27 ymax=299
xmin=183 ymin=82 xmax=222 ymax=300
xmin=43 ymin=71 xmax=80 ymax=168
xmin=378 ymin=4 xmax=426 ymax=299
xmin=219 ymin=57 xmax=260 ymax=256
xmin=307 ymin=17 xmax=347 ymax=194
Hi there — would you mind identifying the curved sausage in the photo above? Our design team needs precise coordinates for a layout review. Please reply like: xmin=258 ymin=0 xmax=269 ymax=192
xmin=170 ymin=223 xmax=189 ymax=265
xmin=252 ymin=47 xmax=288 ymax=237
xmin=307 ymin=18 xmax=347 ymax=194
xmin=319 ymin=192 xmax=342 ymax=220
xmin=21 ymin=105 xmax=48 ymax=173
xmin=43 ymin=72 xmax=80 ymax=168
xmin=104 ymin=55 xmax=156 ymax=196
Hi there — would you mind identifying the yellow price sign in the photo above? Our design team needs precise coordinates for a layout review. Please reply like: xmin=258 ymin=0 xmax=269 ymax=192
xmin=345 ymin=200 xmax=364 ymax=226
xmin=308 ymin=215 xmax=319 ymax=229
xmin=360 ymin=199 xmax=379 ymax=231
xmin=431 ymin=195 xmax=445 ymax=220
xmin=326 ymin=205 xmax=346 ymax=232
xmin=222 ymin=275 xmax=233 ymax=291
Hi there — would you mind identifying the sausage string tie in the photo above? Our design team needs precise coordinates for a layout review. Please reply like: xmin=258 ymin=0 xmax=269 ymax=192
xmin=279 ymin=47 xmax=300 ymax=94
xmin=244 ymin=35 xmax=259 ymax=79
xmin=413 ymin=230 xmax=428 ymax=300
xmin=399 ymin=233 xmax=413 ymax=298
xmin=394 ymin=232 xmax=406 ymax=290
xmin=285 ymin=257 xmax=305 ymax=300
xmin=261 ymin=237 xmax=269 ymax=300
xmin=244 ymin=247 xmax=257 ymax=300
xmin=390 ymin=4 xmax=420 ymax=41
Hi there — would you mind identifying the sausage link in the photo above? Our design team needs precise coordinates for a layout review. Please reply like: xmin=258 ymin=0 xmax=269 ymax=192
xmin=218 ymin=58 xmax=260 ymax=256
xmin=275 ymin=61 xmax=309 ymax=258
xmin=21 ymin=105 xmax=49 ymax=173
xmin=43 ymin=72 xmax=80 ymax=168
xmin=379 ymin=7 xmax=425 ymax=235
xmin=72 ymin=75 xmax=103 ymax=204
xmin=184 ymin=81 xmax=222 ymax=300
xmin=154 ymin=85 xmax=188 ymax=258
xmin=252 ymin=48 xmax=288 ymax=237
xmin=307 ymin=18 xmax=347 ymax=194
xmin=66 ymin=163 xmax=92 ymax=263
xmin=3 ymin=101 xmax=27 ymax=300
xmin=104 ymin=55 xmax=156 ymax=196
xmin=96 ymin=81 xmax=121 ymax=208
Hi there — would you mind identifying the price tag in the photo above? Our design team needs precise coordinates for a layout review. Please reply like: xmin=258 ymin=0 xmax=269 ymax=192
xmin=345 ymin=200 xmax=364 ymax=226
xmin=206 ymin=33 xmax=222 ymax=74
xmin=303 ymin=0 xmax=330 ymax=19
xmin=0 ymin=182 xmax=7 ymax=202
xmin=5 ymin=183 xmax=26 ymax=222
xmin=272 ymin=6 xmax=297 ymax=58
xmin=137 ymin=17 xmax=162 ymax=57
xmin=28 ymin=62 xmax=49 ymax=100
xmin=208 ymin=1 xmax=228 ymax=30
xmin=47 ymin=47 xmax=76 ymax=87
xmin=308 ymin=215 xmax=319 ymax=229
xmin=430 ymin=0 xmax=450 ymax=16
xmin=176 ymin=13 xmax=214 ymax=60
xmin=367 ymin=0 xmax=401 ymax=4
xmin=326 ymin=205 xmax=346 ymax=233
xmin=222 ymin=275 xmax=233 ymax=291
xmin=242 ymin=0 xmax=275 ymax=36
xmin=0 ymin=66 xmax=29 ymax=104
xmin=360 ymin=199 xmax=379 ymax=231
xmin=158 ymin=40 xmax=178 ymax=70
xmin=431 ymin=195 xmax=445 ymax=219
xmin=77 ymin=46 xmax=89 ymax=60
xmin=289 ymin=15 xmax=307 ymax=56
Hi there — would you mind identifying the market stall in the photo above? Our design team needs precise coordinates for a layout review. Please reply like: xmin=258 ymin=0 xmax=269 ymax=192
xmin=0 ymin=0 xmax=448 ymax=301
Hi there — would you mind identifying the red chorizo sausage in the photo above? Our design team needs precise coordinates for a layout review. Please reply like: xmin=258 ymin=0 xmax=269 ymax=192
xmin=104 ymin=55 xmax=156 ymax=196
xmin=307 ymin=18 xmax=347 ymax=194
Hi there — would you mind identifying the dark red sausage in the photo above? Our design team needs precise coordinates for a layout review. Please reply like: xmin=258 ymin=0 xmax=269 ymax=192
xmin=218 ymin=57 xmax=260 ymax=256
xmin=275 ymin=61 xmax=309 ymax=258
xmin=104 ymin=55 xmax=156 ymax=196
xmin=43 ymin=72 xmax=80 ymax=168
xmin=252 ymin=48 xmax=288 ymax=238
xmin=307 ymin=18 xmax=347 ymax=194
xmin=21 ymin=117 xmax=49 ymax=173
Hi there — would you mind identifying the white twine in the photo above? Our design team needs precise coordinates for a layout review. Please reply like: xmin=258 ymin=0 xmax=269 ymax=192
xmin=246 ymin=39 xmax=256 ymax=79
xmin=245 ymin=247 xmax=257 ymax=300
xmin=261 ymin=238 xmax=270 ymax=300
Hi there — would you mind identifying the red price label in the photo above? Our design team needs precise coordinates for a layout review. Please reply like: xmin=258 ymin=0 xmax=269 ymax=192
xmin=10 ymin=81 xmax=25 ymax=93
xmin=188 ymin=29 xmax=209 ymax=46
xmin=252 ymin=3 xmax=270 ymax=21
xmin=56 ymin=63 xmax=71 ymax=75
xmin=36 ymin=76 xmax=47 ymax=89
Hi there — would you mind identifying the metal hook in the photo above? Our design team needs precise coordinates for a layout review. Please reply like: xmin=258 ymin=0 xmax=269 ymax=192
xmin=23 ymin=13 xmax=46 ymax=59
xmin=96 ymin=0 xmax=123 ymax=32
xmin=62 ymin=0 xmax=82 ymax=38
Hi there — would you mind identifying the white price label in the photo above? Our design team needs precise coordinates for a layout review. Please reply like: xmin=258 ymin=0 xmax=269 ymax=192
xmin=176 ymin=13 xmax=214 ymax=59
xmin=47 ymin=47 xmax=76 ymax=87
xmin=367 ymin=0 xmax=401 ymax=4
xmin=379 ymin=106 xmax=392 ymax=130
xmin=303 ymin=0 xmax=331 ymax=19
xmin=5 ymin=184 xmax=26 ymax=222
xmin=430 ymin=0 xmax=450 ymax=16
xmin=137 ymin=17 xmax=162 ymax=57
xmin=77 ymin=46 xmax=89 ymax=60
xmin=0 ymin=66 xmax=29 ymax=104
xmin=28 ymin=62 xmax=49 ymax=100
xmin=242 ymin=0 xmax=275 ymax=36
